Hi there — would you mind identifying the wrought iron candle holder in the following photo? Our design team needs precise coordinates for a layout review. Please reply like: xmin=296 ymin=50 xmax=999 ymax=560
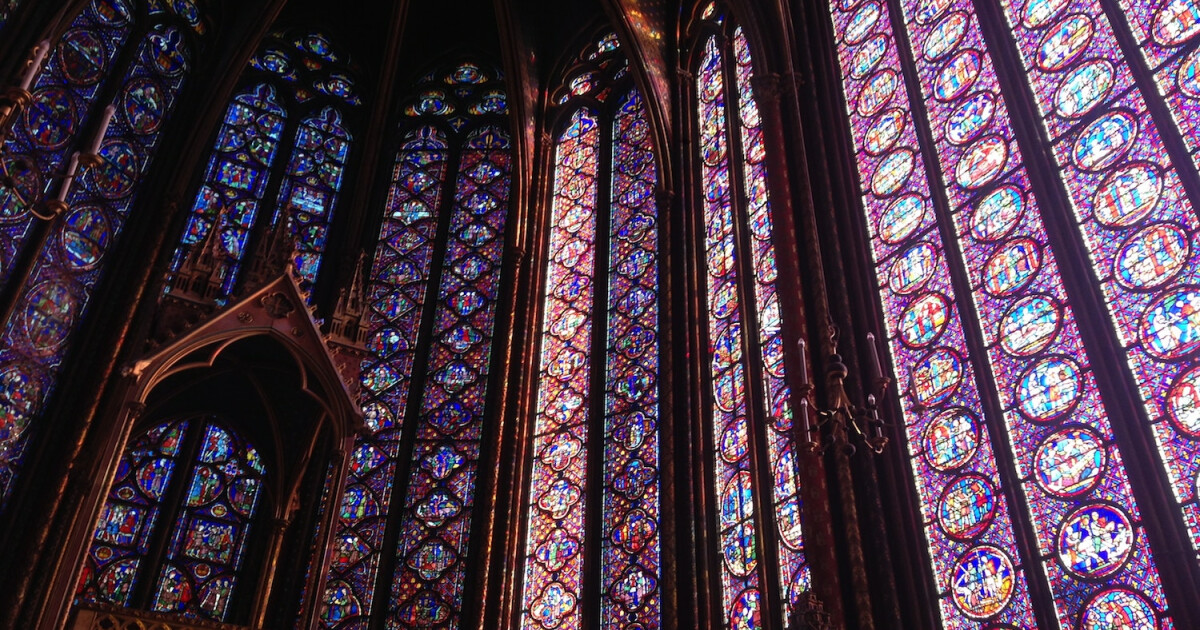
xmin=796 ymin=326 xmax=891 ymax=456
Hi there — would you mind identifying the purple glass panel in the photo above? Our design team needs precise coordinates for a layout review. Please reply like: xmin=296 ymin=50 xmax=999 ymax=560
xmin=601 ymin=89 xmax=662 ymax=630
xmin=826 ymin=1 xmax=1037 ymax=626
xmin=519 ymin=107 xmax=599 ymax=630
xmin=1000 ymin=0 xmax=1200 ymax=573
xmin=899 ymin=0 xmax=1172 ymax=625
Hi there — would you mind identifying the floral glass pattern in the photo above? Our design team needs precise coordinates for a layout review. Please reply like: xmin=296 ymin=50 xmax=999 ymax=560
xmin=319 ymin=62 xmax=511 ymax=630
xmin=694 ymin=16 xmax=811 ymax=626
xmin=520 ymin=106 xmax=600 ymax=630
xmin=0 ymin=1 xmax=199 ymax=509
xmin=519 ymin=32 xmax=663 ymax=630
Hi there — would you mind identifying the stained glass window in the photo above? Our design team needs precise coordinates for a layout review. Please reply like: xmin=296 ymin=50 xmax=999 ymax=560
xmin=1003 ymin=0 xmax=1200 ymax=570
xmin=518 ymin=33 xmax=663 ymax=630
xmin=0 ymin=0 xmax=202 ymax=509
xmin=76 ymin=417 xmax=265 ymax=623
xmin=170 ymin=29 xmax=358 ymax=297
xmin=318 ymin=61 xmax=512 ymax=630
xmin=824 ymin=0 xmax=1200 ymax=626
xmin=693 ymin=12 xmax=809 ymax=628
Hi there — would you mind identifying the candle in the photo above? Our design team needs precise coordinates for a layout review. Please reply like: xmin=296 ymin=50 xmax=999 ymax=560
xmin=866 ymin=332 xmax=883 ymax=384
xmin=796 ymin=337 xmax=809 ymax=387
xmin=86 ymin=104 xmax=116 ymax=157
xmin=17 ymin=40 xmax=49 ymax=92
xmin=56 ymin=152 xmax=80 ymax=203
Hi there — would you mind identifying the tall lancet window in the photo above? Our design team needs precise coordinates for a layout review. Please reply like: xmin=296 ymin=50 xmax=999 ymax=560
xmin=692 ymin=7 xmax=809 ymax=628
xmin=823 ymin=0 xmax=1200 ymax=626
xmin=0 ymin=0 xmax=204 ymax=508
xmin=169 ymin=29 xmax=359 ymax=297
xmin=319 ymin=61 xmax=512 ymax=630
xmin=518 ymin=32 xmax=663 ymax=630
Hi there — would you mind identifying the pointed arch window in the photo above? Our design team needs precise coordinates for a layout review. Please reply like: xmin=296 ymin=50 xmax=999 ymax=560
xmin=692 ymin=10 xmax=809 ymax=628
xmin=0 ymin=0 xmax=204 ymax=508
xmin=170 ymin=29 xmax=359 ymax=296
xmin=823 ymin=0 xmax=1200 ymax=626
xmin=517 ymin=32 xmax=663 ymax=630
xmin=75 ymin=417 xmax=266 ymax=623
xmin=318 ymin=61 xmax=513 ymax=630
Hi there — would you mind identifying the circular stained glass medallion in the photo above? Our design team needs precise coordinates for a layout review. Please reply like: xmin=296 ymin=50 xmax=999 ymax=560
xmin=938 ymin=475 xmax=997 ymax=539
xmin=1153 ymin=1 xmax=1200 ymax=46
xmin=1058 ymin=504 xmax=1135 ymax=578
xmin=844 ymin=2 xmax=881 ymax=45
xmin=1035 ymin=427 xmax=1106 ymax=497
xmin=0 ymin=364 xmax=40 ymax=423
xmin=924 ymin=12 xmax=968 ymax=61
xmin=865 ymin=109 xmax=905 ymax=156
xmin=1141 ymin=288 xmax=1200 ymax=359
xmin=123 ymin=78 xmax=166 ymax=135
xmin=951 ymin=546 xmax=1015 ymax=619
xmin=956 ymin=135 xmax=1008 ymax=189
xmin=945 ymin=92 xmax=996 ymax=146
xmin=1081 ymin=588 xmax=1158 ymax=630
xmin=60 ymin=206 xmax=111 ymax=270
xmin=729 ymin=589 xmax=761 ymax=630
xmin=872 ymin=149 xmax=915 ymax=196
xmin=1001 ymin=295 xmax=1061 ymax=357
xmin=1073 ymin=111 xmax=1138 ymax=172
xmin=858 ymin=70 xmax=898 ymax=117
xmin=934 ymin=50 xmax=981 ymax=101
xmin=971 ymin=185 xmax=1024 ymax=242
xmin=916 ymin=0 xmax=953 ymax=24
xmin=1093 ymin=163 xmax=1162 ymax=227
xmin=1167 ymin=365 xmax=1200 ymax=435
xmin=922 ymin=409 xmax=979 ymax=471
xmin=1115 ymin=223 xmax=1190 ymax=290
xmin=59 ymin=29 xmax=109 ymax=85
xmin=91 ymin=141 xmax=141 ymax=199
xmin=0 ymin=154 xmax=41 ymax=220
xmin=880 ymin=194 xmax=925 ymax=243
xmin=1018 ymin=356 xmax=1082 ymax=421
xmin=984 ymin=239 xmax=1042 ymax=296
xmin=25 ymin=88 xmax=78 ymax=149
xmin=719 ymin=416 xmax=750 ymax=463
xmin=1179 ymin=47 xmax=1200 ymax=97
xmin=851 ymin=35 xmax=888 ymax=79
xmin=721 ymin=471 xmax=754 ymax=529
xmin=723 ymin=521 xmax=757 ymax=577
xmin=1037 ymin=14 xmax=1095 ymax=72
xmin=900 ymin=293 xmax=949 ymax=347
xmin=889 ymin=242 xmax=938 ymax=294
xmin=21 ymin=282 xmax=77 ymax=354
xmin=912 ymin=348 xmax=963 ymax=406
xmin=1055 ymin=60 xmax=1114 ymax=119
xmin=1023 ymin=0 xmax=1069 ymax=28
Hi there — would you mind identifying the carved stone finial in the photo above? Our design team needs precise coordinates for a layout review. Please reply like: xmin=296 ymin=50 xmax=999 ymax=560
xmin=790 ymin=592 xmax=832 ymax=630
xmin=241 ymin=217 xmax=298 ymax=296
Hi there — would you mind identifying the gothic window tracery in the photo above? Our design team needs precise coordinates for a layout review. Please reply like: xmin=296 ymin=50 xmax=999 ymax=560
xmin=319 ymin=60 xmax=513 ymax=630
xmin=0 ymin=0 xmax=204 ymax=509
xmin=826 ymin=0 xmax=1200 ymax=626
xmin=518 ymin=31 xmax=663 ymax=630
xmin=692 ymin=8 xmax=810 ymax=628
xmin=170 ymin=29 xmax=359 ymax=297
